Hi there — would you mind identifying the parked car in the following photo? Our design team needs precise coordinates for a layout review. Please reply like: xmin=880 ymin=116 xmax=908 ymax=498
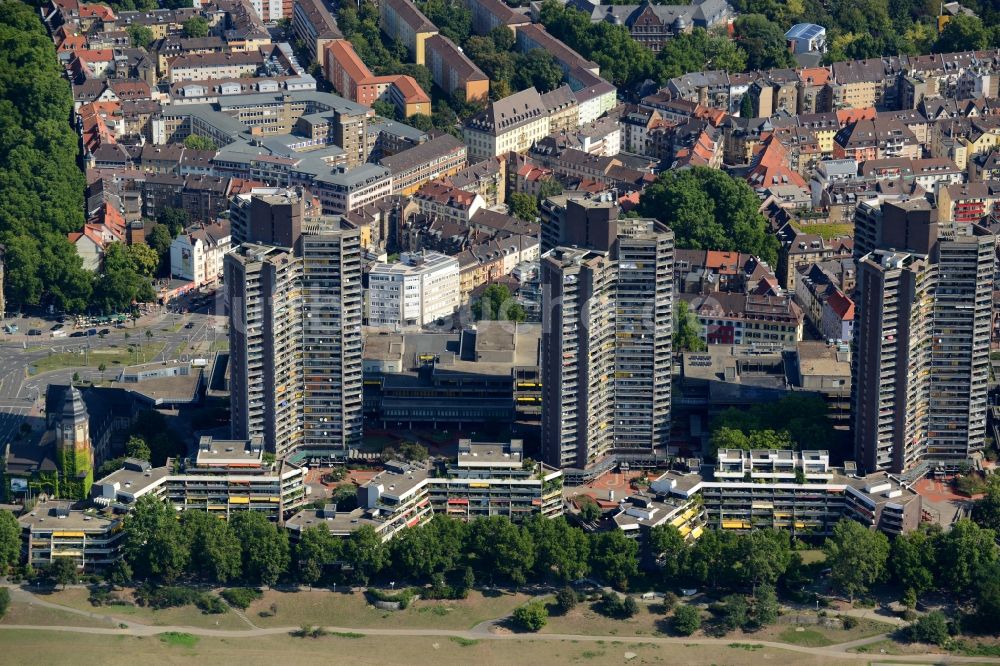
xmin=4 ymin=324 xmax=18 ymax=334
xmin=69 ymin=331 xmax=85 ymax=338
xmin=86 ymin=328 xmax=97 ymax=336
xmin=185 ymin=322 xmax=195 ymax=329
xmin=99 ymin=328 xmax=110 ymax=335
xmin=50 ymin=323 xmax=64 ymax=331
xmin=27 ymin=329 xmax=42 ymax=336
xmin=51 ymin=330 xmax=66 ymax=338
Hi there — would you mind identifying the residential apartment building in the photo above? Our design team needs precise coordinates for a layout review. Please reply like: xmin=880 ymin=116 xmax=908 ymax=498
xmin=379 ymin=0 xmax=437 ymax=65
xmin=379 ymin=133 xmax=467 ymax=196
xmin=853 ymin=199 xmax=995 ymax=475
xmin=464 ymin=87 xmax=550 ymax=160
xmin=936 ymin=181 xmax=1000 ymax=223
xmin=423 ymin=35 xmax=489 ymax=104
xmin=324 ymin=39 xmax=431 ymax=118
xmin=91 ymin=437 xmax=308 ymax=519
xmin=229 ymin=186 xmax=304 ymax=247
xmin=226 ymin=208 xmax=363 ymax=459
xmin=412 ymin=181 xmax=485 ymax=224
xmin=652 ymin=450 xmax=922 ymax=537
xmin=292 ymin=0 xmax=342 ymax=67
xmin=169 ymin=219 xmax=232 ymax=285
xmin=19 ymin=501 xmax=123 ymax=572
xmin=366 ymin=251 xmax=460 ymax=328
xmin=308 ymin=164 xmax=393 ymax=215
xmin=682 ymin=292 xmax=804 ymax=345
xmin=541 ymin=217 xmax=674 ymax=478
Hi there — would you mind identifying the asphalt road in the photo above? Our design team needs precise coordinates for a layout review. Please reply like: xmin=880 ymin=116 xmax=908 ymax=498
xmin=0 ymin=308 xmax=227 ymax=438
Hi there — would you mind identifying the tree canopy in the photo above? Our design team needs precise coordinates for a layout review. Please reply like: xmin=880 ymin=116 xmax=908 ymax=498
xmin=0 ymin=1 xmax=93 ymax=312
xmin=637 ymin=167 xmax=780 ymax=266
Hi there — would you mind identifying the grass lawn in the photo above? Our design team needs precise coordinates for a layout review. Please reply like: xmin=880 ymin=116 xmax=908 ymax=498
xmin=247 ymin=589 xmax=531 ymax=630
xmin=851 ymin=638 xmax=919 ymax=655
xmin=209 ymin=339 xmax=229 ymax=353
xmin=0 ymin=628 xmax=860 ymax=666
xmin=542 ymin=599 xmax=664 ymax=637
xmin=31 ymin=343 xmax=165 ymax=374
xmin=0 ymin=599 xmax=117 ymax=628
xmin=755 ymin=617 xmax=894 ymax=647
xmin=798 ymin=549 xmax=826 ymax=565
xmin=42 ymin=588 xmax=249 ymax=631
xmin=797 ymin=222 xmax=854 ymax=240
xmin=777 ymin=627 xmax=833 ymax=647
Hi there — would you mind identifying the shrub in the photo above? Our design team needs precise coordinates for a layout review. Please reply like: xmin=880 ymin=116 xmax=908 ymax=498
xmin=672 ymin=605 xmax=701 ymax=636
xmin=622 ymin=596 xmax=639 ymax=618
xmin=221 ymin=587 xmax=263 ymax=609
xmin=512 ymin=601 xmax=547 ymax=632
xmin=661 ymin=592 xmax=678 ymax=613
xmin=0 ymin=588 xmax=9 ymax=619
xmin=367 ymin=588 xmax=416 ymax=609
xmin=841 ymin=615 xmax=858 ymax=630
xmin=136 ymin=586 xmax=199 ymax=609
xmin=196 ymin=594 xmax=228 ymax=615
xmin=910 ymin=611 xmax=950 ymax=646
xmin=556 ymin=586 xmax=578 ymax=614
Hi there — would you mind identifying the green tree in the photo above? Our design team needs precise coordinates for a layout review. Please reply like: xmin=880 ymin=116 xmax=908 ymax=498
xmin=469 ymin=516 xmax=535 ymax=586
xmin=508 ymin=192 xmax=539 ymax=221
xmin=345 ymin=525 xmax=386 ymax=584
xmin=590 ymin=530 xmax=638 ymax=590
xmin=890 ymin=528 xmax=937 ymax=596
xmin=710 ymin=426 xmax=750 ymax=454
xmin=537 ymin=177 xmax=564 ymax=201
xmin=739 ymin=93 xmax=755 ymax=119
xmin=107 ymin=559 xmax=133 ymax=588
xmin=734 ymin=14 xmax=796 ymax=69
xmin=182 ymin=511 xmax=242 ymax=583
xmin=934 ymin=14 xmax=988 ymax=53
xmin=471 ymin=283 xmax=526 ymax=322
xmin=0 ymin=587 xmax=10 ymax=619
xmin=637 ymin=167 xmax=780 ymax=266
xmin=125 ymin=435 xmax=151 ymax=461
xmin=752 ymin=583 xmax=779 ymax=626
xmin=720 ymin=594 xmax=749 ymax=631
xmin=50 ymin=557 xmax=78 ymax=589
xmin=417 ymin=0 xmax=471 ymax=45
xmin=183 ymin=134 xmax=216 ymax=151
xmin=511 ymin=600 xmax=547 ymax=631
xmin=513 ymin=49 xmax=564 ymax=93
xmin=578 ymin=497 xmax=602 ymax=522
xmin=0 ymin=510 xmax=21 ymax=571
xmin=229 ymin=511 xmax=290 ymax=586
xmin=147 ymin=225 xmax=173 ymax=258
xmin=122 ymin=495 xmax=190 ymax=582
xmin=523 ymin=515 xmax=590 ymax=583
xmin=182 ymin=16 xmax=209 ymax=38
xmin=648 ymin=524 xmax=686 ymax=580
xmin=739 ymin=529 xmax=792 ymax=593
xmin=970 ymin=561 xmax=1000 ymax=633
xmin=555 ymin=586 xmax=578 ymax=614
xmin=295 ymin=526 xmax=341 ymax=586
xmin=909 ymin=610 xmax=950 ymax=646
xmin=389 ymin=521 xmax=445 ymax=580
xmin=823 ymin=519 xmax=889 ymax=601
xmin=673 ymin=301 xmax=706 ymax=352
xmin=672 ymin=604 xmax=701 ymax=635
xmin=128 ymin=24 xmax=154 ymax=50
xmin=971 ymin=478 xmax=1000 ymax=531
xmin=934 ymin=519 xmax=997 ymax=595
xmin=371 ymin=99 xmax=398 ymax=121
xmin=157 ymin=207 xmax=189 ymax=236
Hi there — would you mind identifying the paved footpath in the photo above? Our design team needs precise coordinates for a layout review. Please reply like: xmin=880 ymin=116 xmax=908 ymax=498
xmin=2 ymin=587 xmax=997 ymax=664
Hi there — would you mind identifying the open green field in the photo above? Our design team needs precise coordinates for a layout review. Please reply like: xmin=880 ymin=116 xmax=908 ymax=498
xmin=31 ymin=343 xmax=166 ymax=374
xmin=758 ymin=618 xmax=894 ymax=647
xmin=542 ymin=599 xmax=664 ymax=637
xmin=247 ymin=589 xmax=532 ymax=630
xmin=0 ymin=600 xmax=116 ymax=629
xmin=44 ymin=589 xmax=249 ymax=631
xmin=0 ymin=628 xmax=863 ymax=666
xmin=798 ymin=549 xmax=827 ymax=565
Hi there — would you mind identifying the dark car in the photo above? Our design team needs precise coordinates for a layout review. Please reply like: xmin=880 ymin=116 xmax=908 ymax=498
xmin=27 ymin=329 xmax=42 ymax=336
xmin=86 ymin=328 xmax=97 ymax=336
xmin=50 ymin=323 xmax=64 ymax=331
xmin=185 ymin=322 xmax=195 ymax=329
xmin=99 ymin=328 xmax=110 ymax=335
xmin=70 ymin=331 xmax=85 ymax=338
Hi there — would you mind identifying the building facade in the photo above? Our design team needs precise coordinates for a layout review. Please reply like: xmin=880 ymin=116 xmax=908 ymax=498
xmin=366 ymin=251 xmax=461 ymax=328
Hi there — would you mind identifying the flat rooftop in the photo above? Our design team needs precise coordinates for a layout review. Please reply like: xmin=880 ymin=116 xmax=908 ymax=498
xmin=19 ymin=501 xmax=119 ymax=532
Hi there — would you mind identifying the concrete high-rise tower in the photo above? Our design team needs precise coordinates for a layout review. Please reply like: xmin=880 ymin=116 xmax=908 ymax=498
xmin=540 ymin=215 xmax=673 ymax=478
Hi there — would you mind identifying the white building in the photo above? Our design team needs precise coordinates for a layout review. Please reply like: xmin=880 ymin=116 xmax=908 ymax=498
xmin=785 ymin=23 xmax=827 ymax=54
xmin=170 ymin=220 xmax=232 ymax=285
xmin=367 ymin=251 xmax=460 ymax=328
